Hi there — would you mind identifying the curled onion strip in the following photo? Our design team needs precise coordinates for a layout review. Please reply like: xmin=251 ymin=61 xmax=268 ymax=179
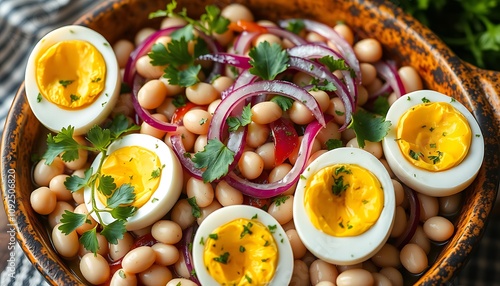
xmin=280 ymin=19 xmax=361 ymax=84
xmin=170 ymin=132 xmax=203 ymax=180
xmin=225 ymin=116 xmax=334 ymax=198
xmin=181 ymin=225 xmax=201 ymax=285
xmin=266 ymin=26 xmax=308 ymax=46
xmin=373 ymin=60 xmax=406 ymax=98
xmin=288 ymin=44 xmax=357 ymax=101
xmin=209 ymin=80 xmax=326 ymax=142
xmin=197 ymin=53 xmax=251 ymax=69
xmin=288 ymin=56 xmax=353 ymax=131
xmin=394 ymin=186 xmax=421 ymax=249
xmin=123 ymin=26 xmax=183 ymax=85
xmin=132 ymin=74 xmax=178 ymax=132
xmin=233 ymin=31 xmax=260 ymax=55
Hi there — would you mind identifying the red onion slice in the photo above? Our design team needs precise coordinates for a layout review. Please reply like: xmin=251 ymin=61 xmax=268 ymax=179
xmin=233 ymin=31 xmax=260 ymax=55
xmin=280 ymin=19 xmax=361 ymax=85
xmin=288 ymin=44 xmax=357 ymax=101
xmin=181 ymin=225 xmax=201 ymax=285
xmin=132 ymin=74 xmax=178 ymax=132
xmin=209 ymin=80 xmax=326 ymax=142
xmin=287 ymin=56 xmax=353 ymax=131
xmin=373 ymin=60 xmax=406 ymax=98
xmin=197 ymin=53 xmax=251 ymax=69
xmin=224 ymin=116 xmax=334 ymax=198
xmin=394 ymin=186 xmax=421 ymax=249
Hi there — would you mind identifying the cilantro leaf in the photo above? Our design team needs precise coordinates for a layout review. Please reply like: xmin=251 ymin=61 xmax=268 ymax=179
xmin=372 ymin=95 xmax=390 ymax=116
xmin=286 ymin=19 xmax=306 ymax=34
xmin=149 ymin=0 xmax=177 ymax=18
xmin=58 ymin=210 xmax=88 ymax=235
xmin=191 ymin=139 xmax=235 ymax=182
xmin=227 ymin=104 xmax=252 ymax=132
xmin=165 ymin=37 xmax=194 ymax=67
xmin=111 ymin=206 xmax=137 ymax=220
xmin=43 ymin=126 xmax=80 ymax=164
xmin=194 ymin=37 xmax=210 ymax=58
xmin=86 ymin=125 xmax=111 ymax=151
xmin=106 ymin=184 xmax=136 ymax=209
xmin=270 ymin=95 xmax=294 ymax=111
xmin=80 ymin=228 xmax=99 ymax=253
xmin=187 ymin=197 xmax=201 ymax=218
xmin=64 ymin=168 xmax=93 ymax=192
xmin=310 ymin=78 xmax=337 ymax=92
xmin=100 ymin=220 xmax=127 ymax=245
xmin=148 ymin=43 xmax=170 ymax=66
xmin=108 ymin=114 xmax=140 ymax=139
xmin=325 ymin=139 xmax=343 ymax=150
xmin=349 ymin=109 xmax=391 ymax=148
xmin=98 ymin=175 xmax=116 ymax=196
xmin=249 ymin=42 xmax=289 ymax=80
xmin=201 ymin=5 xmax=230 ymax=34
xmin=164 ymin=64 xmax=201 ymax=87
xmin=171 ymin=24 xmax=195 ymax=41
xmin=319 ymin=56 xmax=353 ymax=73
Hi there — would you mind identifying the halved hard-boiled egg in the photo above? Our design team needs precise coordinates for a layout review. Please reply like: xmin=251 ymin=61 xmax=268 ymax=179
xmin=193 ymin=205 xmax=294 ymax=285
xmin=84 ymin=133 xmax=183 ymax=231
xmin=382 ymin=90 xmax=484 ymax=197
xmin=25 ymin=25 xmax=120 ymax=135
xmin=294 ymin=147 xmax=395 ymax=265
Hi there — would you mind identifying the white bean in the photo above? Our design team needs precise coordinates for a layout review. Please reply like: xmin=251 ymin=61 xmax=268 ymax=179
xmin=80 ymin=253 xmax=110 ymax=285
xmin=423 ymin=216 xmax=454 ymax=242
xmin=122 ymin=246 xmax=156 ymax=274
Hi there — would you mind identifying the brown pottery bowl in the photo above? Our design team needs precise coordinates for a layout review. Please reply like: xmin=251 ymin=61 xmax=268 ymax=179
xmin=2 ymin=0 xmax=500 ymax=285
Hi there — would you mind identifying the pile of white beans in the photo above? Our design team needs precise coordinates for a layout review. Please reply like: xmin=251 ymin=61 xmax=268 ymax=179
xmin=29 ymin=3 xmax=464 ymax=285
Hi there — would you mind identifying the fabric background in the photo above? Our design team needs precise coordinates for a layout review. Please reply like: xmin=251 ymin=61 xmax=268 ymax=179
xmin=0 ymin=0 xmax=498 ymax=285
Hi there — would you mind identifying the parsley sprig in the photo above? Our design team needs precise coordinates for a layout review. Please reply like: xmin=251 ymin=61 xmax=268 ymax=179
xmin=42 ymin=115 xmax=140 ymax=254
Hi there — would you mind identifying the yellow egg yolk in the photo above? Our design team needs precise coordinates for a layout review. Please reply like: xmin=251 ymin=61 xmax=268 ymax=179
xmin=36 ymin=40 xmax=106 ymax=109
xmin=304 ymin=164 xmax=384 ymax=237
xmin=99 ymin=146 xmax=162 ymax=208
xmin=203 ymin=218 xmax=278 ymax=285
xmin=397 ymin=101 xmax=471 ymax=171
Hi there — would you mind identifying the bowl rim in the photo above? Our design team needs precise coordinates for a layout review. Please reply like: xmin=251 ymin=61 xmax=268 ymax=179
xmin=1 ymin=0 xmax=499 ymax=285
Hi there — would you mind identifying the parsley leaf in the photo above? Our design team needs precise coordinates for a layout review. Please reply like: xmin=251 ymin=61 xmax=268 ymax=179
xmin=98 ymin=175 xmax=116 ymax=196
xmin=64 ymin=168 xmax=93 ymax=192
xmin=227 ymin=104 xmax=252 ymax=132
xmin=270 ymin=95 xmax=294 ymax=111
xmin=172 ymin=94 xmax=188 ymax=108
xmin=325 ymin=139 xmax=343 ymax=150
xmin=187 ymin=197 xmax=201 ymax=218
xmin=100 ymin=220 xmax=127 ymax=245
xmin=164 ymin=64 xmax=201 ymax=87
xmin=249 ymin=42 xmax=289 ymax=80
xmin=80 ymin=228 xmax=99 ymax=253
xmin=106 ymin=184 xmax=136 ymax=208
xmin=349 ymin=109 xmax=391 ymax=148
xmin=273 ymin=195 xmax=290 ymax=206
xmin=191 ymin=139 xmax=235 ymax=182
xmin=372 ymin=95 xmax=390 ymax=116
xmin=163 ymin=37 xmax=193 ymax=67
xmin=148 ymin=43 xmax=170 ymax=66
xmin=86 ymin=125 xmax=111 ymax=151
xmin=201 ymin=5 xmax=230 ymax=34
xmin=171 ymin=24 xmax=195 ymax=41
xmin=319 ymin=56 xmax=353 ymax=74
xmin=111 ymin=206 xmax=137 ymax=220
xmin=108 ymin=114 xmax=140 ymax=139
xmin=286 ymin=19 xmax=306 ymax=34
xmin=43 ymin=126 xmax=81 ymax=164
xmin=58 ymin=210 xmax=88 ymax=235
xmin=309 ymin=79 xmax=337 ymax=92
xmin=213 ymin=252 xmax=230 ymax=264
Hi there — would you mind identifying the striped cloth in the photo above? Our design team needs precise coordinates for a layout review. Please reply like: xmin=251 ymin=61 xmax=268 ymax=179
xmin=0 ymin=1 xmax=498 ymax=285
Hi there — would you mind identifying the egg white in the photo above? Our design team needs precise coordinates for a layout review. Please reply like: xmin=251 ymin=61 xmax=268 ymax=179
xmin=84 ymin=133 xmax=183 ymax=231
xmin=192 ymin=205 xmax=294 ymax=286
xmin=25 ymin=25 xmax=120 ymax=135
xmin=382 ymin=90 xmax=484 ymax=197
xmin=293 ymin=147 xmax=395 ymax=265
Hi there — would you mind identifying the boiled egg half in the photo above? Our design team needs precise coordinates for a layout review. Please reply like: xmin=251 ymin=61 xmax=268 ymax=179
xmin=294 ymin=147 xmax=395 ymax=265
xmin=193 ymin=205 xmax=293 ymax=286
xmin=382 ymin=90 xmax=484 ymax=197
xmin=25 ymin=25 xmax=120 ymax=135
xmin=84 ymin=133 xmax=183 ymax=231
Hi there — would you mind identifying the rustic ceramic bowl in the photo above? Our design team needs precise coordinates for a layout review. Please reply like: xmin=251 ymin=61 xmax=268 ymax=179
xmin=2 ymin=0 xmax=499 ymax=285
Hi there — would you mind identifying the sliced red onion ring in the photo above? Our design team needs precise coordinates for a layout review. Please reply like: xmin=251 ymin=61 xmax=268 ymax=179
xmin=197 ymin=53 xmax=251 ymax=69
xmin=170 ymin=132 xmax=203 ymax=180
xmin=209 ymin=80 xmax=326 ymax=142
xmin=233 ymin=31 xmax=260 ymax=55
xmin=288 ymin=44 xmax=357 ymax=101
xmin=124 ymin=26 xmax=183 ymax=85
xmin=132 ymin=74 xmax=178 ymax=132
xmin=373 ymin=60 xmax=406 ymax=98
xmin=225 ymin=116 xmax=334 ymax=198
xmin=266 ymin=26 xmax=308 ymax=46
xmin=223 ymin=69 xmax=259 ymax=98
xmin=288 ymin=56 xmax=353 ymax=131
xmin=394 ymin=186 xmax=421 ymax=249
xmin=181 ymin=225 xmax=201 ymax=285
xmin=280 ymin=19 xmax=361 ymax=85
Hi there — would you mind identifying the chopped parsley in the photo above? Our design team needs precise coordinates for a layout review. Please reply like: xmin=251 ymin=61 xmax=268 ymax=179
xmin=270 ymin=95 xmax=294 ymax=111
xmin=150 ymin=168 xmax=161 ymax=179
xmin=249 ymin=41 xmax=289 ymax=80
xmin=191 ymin=139 xmax=235 ymax=183
xmin=187 ymin=197 xmax=201 ymax=218
xmin=428 ymin=151 xmax=443 ymax=164
xmin=37 ymin=93 xmax=42 ymax=103
xmin=409 ymin=149 xmax=423 ymax=160
xmin=213 ymin=252 xmax=230 ymax=264
xmin=349 ymin=109 xmax=391 ymax=148
xmin=421 ymin=97 xmax=431 ymax=103
xmin=70 ymin=94 xmax=80 ymax=102
xmin=268 ymin=224 xmax=277 ymax=234
xmin=240 ymin=222 xmax=254 ymax=238
xmin=273 ymin=195 xmax=290 ymax=206
xmin=325 ymin=139 xmax=343 ymax=150
xmin=239 ymin=245 xmax=246 ymax=253
xmin=227 ymin=103 xmax=252 ymax=132
xmin=59 ymin=79 xmax=74 ymax=88
xmin=208 ymin=233 xmax=218 ymax=240
xmin=285 ymin=19 xmax=305 ymax=34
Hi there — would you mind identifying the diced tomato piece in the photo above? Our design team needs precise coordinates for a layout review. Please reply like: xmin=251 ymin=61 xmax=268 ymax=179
xmin=270 ymin=117 xmax=299 ymax=165
xmin=228 ymin=20 xmax=268 ymax=33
